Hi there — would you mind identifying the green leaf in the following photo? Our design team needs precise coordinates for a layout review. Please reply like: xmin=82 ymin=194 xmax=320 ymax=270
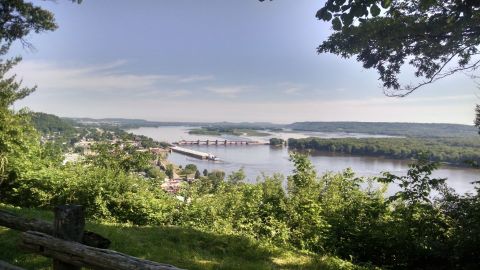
xmin=316 ymin=7 xmax=332 ymax=21
xmin=370 ymin=4 xmax=381 ymax=17
xmin=381 ymin=0 xmax=392 ymax=9
xmin=350 ymin=5 xmax=365 ymax=17
xmin=419 ymin=0 xmax=437 ymax=11
xmin=341 ymin=13 xmax=354 ymax=26
xmin=332 ymin=17 xmax=342 ymax=31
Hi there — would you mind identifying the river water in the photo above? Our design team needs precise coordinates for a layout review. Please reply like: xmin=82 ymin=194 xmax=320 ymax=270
xmin=129 ymin=126 xmax=479 ymax=194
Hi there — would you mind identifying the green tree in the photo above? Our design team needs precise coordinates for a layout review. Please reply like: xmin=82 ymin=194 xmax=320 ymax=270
xmin=207 ymin=170 xmax=225 ymax=191
xmin=85 ymin=143 xmax=153 ymax=174
xmin=286 ymin=153 xmax=328 ymax=251
xmin=227 ymin=168 xmax=246 ymax=185
xmin=165 ymin=164 xmax=174 ymax=179
xmin=316 ymin=0 xmax=480 ymax=96
xmin=0 ymin=0 xmax=81 ymax=189
xmin=0 ymin=59 xmax=41 ymax=193
xmin=269 ymin=137 xmax=284 ymax=146
xmin=183 ymin=163 xmax=197 ymax=175
xmin=146 ymin=166 xmax=166 ymax=180
xmin=261 ymin=0 xmax=480 ymax=132
xmin=475 ymin=104 xmax=480 ymax=134
xmin=378 ymin=157 xmax=446 ymax=204
xmin=0 ymin=0 xmax=62 ymax=54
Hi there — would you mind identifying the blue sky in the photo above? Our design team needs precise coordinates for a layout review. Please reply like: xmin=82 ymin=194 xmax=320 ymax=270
xmin=10 ymin=0 xmax=479 ymax=124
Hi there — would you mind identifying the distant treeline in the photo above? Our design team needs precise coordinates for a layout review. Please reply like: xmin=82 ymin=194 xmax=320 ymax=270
xmin=189 ymin=127 xmax=271 ymax=137
xmin=288 ymin=122 xmax=478 ymax=138
xmin=67 ymin=117 xmax=284 ymax=130
xmin=63 ymin=118 xmax=479 ymax=138
xmin=288 ymin=137 xmax=480 ymax=167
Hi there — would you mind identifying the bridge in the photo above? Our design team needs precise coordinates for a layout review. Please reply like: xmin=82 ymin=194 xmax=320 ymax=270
xmin=173 ymin=140 xmax=268 ymax=146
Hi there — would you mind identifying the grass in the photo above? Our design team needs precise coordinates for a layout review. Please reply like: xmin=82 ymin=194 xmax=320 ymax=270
xmin=0 ymin=203 xmax=370 ymax=270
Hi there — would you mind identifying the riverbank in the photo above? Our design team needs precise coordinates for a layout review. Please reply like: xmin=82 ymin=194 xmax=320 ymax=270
xmin=128 ymin=126 xmax=480 ymax=194
xmin=287 ymin=137 xmax=480 ymax=169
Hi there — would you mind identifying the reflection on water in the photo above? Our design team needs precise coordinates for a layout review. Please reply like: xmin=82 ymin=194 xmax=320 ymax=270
xmin=129 ymin=126 xmax=480 ymax=194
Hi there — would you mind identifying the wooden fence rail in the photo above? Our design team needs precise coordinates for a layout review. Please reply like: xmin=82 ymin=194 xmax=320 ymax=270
xmin=0 ymin=205 xmax=184 ymax=270
xmin=0 ymin=209 xmax=110 ymax=249
xmin=0 ymin=260 xmax=27 ymax=270
xmin=21 ymin=231 xmax=184 ymax=270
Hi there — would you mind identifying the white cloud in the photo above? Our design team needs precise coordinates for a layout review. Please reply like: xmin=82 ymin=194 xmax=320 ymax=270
xmin=206 ymin=86 xmax=249 ymax=98
xmin=10 ymin=60 xmax=477 ymax=125
xmin=166 ymin=89 xmax=192 ymax=97
xmin=10 ymin=60 xmax=213 ymax=94
xmin=177 ymin=75 xmax=214 ymax=83
xmin=283 ymin=87 xmax=302 ymax=95
xmin=18 ymin=95 xmax=475 ymax=125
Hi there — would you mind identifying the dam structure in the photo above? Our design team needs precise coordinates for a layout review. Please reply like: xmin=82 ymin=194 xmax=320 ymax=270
xmin=174 ymin=139 xmax=268 ymax=146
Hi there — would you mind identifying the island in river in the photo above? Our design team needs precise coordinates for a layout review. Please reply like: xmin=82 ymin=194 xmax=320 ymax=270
xmin=188 ymin=127 xmax=271 ymax=137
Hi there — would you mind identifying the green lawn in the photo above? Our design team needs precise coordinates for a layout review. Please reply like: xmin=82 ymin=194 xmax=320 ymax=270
xmin=0 ymin=204 xmax=369 ymax=270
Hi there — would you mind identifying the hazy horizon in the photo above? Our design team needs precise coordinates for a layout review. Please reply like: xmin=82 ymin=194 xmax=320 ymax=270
xmin=59 ymin=115 xmax=475 ymax=126
xmin=9 ymin=0 xmax=480 ymax=125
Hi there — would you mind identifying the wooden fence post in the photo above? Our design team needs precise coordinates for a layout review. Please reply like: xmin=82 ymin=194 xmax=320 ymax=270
xmin=53 ymin=205 xmax=84 ymax=270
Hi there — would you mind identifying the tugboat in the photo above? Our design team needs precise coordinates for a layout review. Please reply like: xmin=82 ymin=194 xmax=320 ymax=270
xmin=207 ymin=153 xmax=220 ymax=161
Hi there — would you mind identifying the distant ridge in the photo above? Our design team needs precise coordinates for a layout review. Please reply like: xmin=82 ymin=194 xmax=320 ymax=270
xmin=288 ymin=121 xmax=477 ymax=138
xmin=65 ymin=117 xmax=284 ymax=129
xmin=63 ymin=117 xmax=477 ymax=138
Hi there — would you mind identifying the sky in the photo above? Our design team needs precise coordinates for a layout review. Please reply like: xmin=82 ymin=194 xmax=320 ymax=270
xmin=9 ymin=0 xmax=480 ymax=124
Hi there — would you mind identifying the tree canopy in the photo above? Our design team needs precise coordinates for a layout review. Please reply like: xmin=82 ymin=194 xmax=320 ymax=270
xmin=0 ymin=0 xmax=60 ymax=55
xmin=0 ymin=0 xmax=79 ymax=185
xmin=261 ymin=0 xmax=480 ymax=130
xmin=315 ymin=0 xmax=480 ymax=97
xmin=476 ymin=104 xmax=480 ymax=133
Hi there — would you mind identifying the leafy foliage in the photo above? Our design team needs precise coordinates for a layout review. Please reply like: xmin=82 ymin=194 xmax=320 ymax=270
xmin=316 ymin=0 xmax=480 ymax=96
xmin=269 ymin=137 xmax=285 ymax=146
xmin=3 ymin=134 xmax=480 ymax=269
xmin=0 ymin=0 xmax=60 ymax=54
xmin=30 ymin=112 xmax=77 ymax=135
xmin=475 ymin=104 xmax=480 ymax=134
xmin=85 ymin=143 xmax=153 ymax=174
xmin=288 ymin=136 xmax=480 ymax=167
xmin=0 ymin=204 xmax=372 ymax=270
xmin=0 ymin=58 xmax=40 ymax=190
xmin=378 ymin=157 xmax=446 ymax=203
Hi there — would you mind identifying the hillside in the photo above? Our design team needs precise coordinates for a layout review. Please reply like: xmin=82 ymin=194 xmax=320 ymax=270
xmin=65 ymin=118 xmax=478 ymax=138
xmin=0 ymin=204 xmax=367 ymax=270
xmin=30 ymin=112 xmax=77 ymax=135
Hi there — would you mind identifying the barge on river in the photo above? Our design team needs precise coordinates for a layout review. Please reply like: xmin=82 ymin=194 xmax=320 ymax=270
xmin=170 ymin=146 xmax=219 ymax=161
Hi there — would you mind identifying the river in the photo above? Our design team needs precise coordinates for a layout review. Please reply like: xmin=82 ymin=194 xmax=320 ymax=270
xmin=129 ymin=126 xmax=479 ymax=194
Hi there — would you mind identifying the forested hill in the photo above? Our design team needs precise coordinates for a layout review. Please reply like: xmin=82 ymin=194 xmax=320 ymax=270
xmin=66 ymin=117 xmax=284 ymax=129
xmin=30 ymin=112 xmax=77 ymax=134
xmin=66 ymin=118 xmax=478 ymax=138
xmin=288 ymin=122 xmax=478 ymax=138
